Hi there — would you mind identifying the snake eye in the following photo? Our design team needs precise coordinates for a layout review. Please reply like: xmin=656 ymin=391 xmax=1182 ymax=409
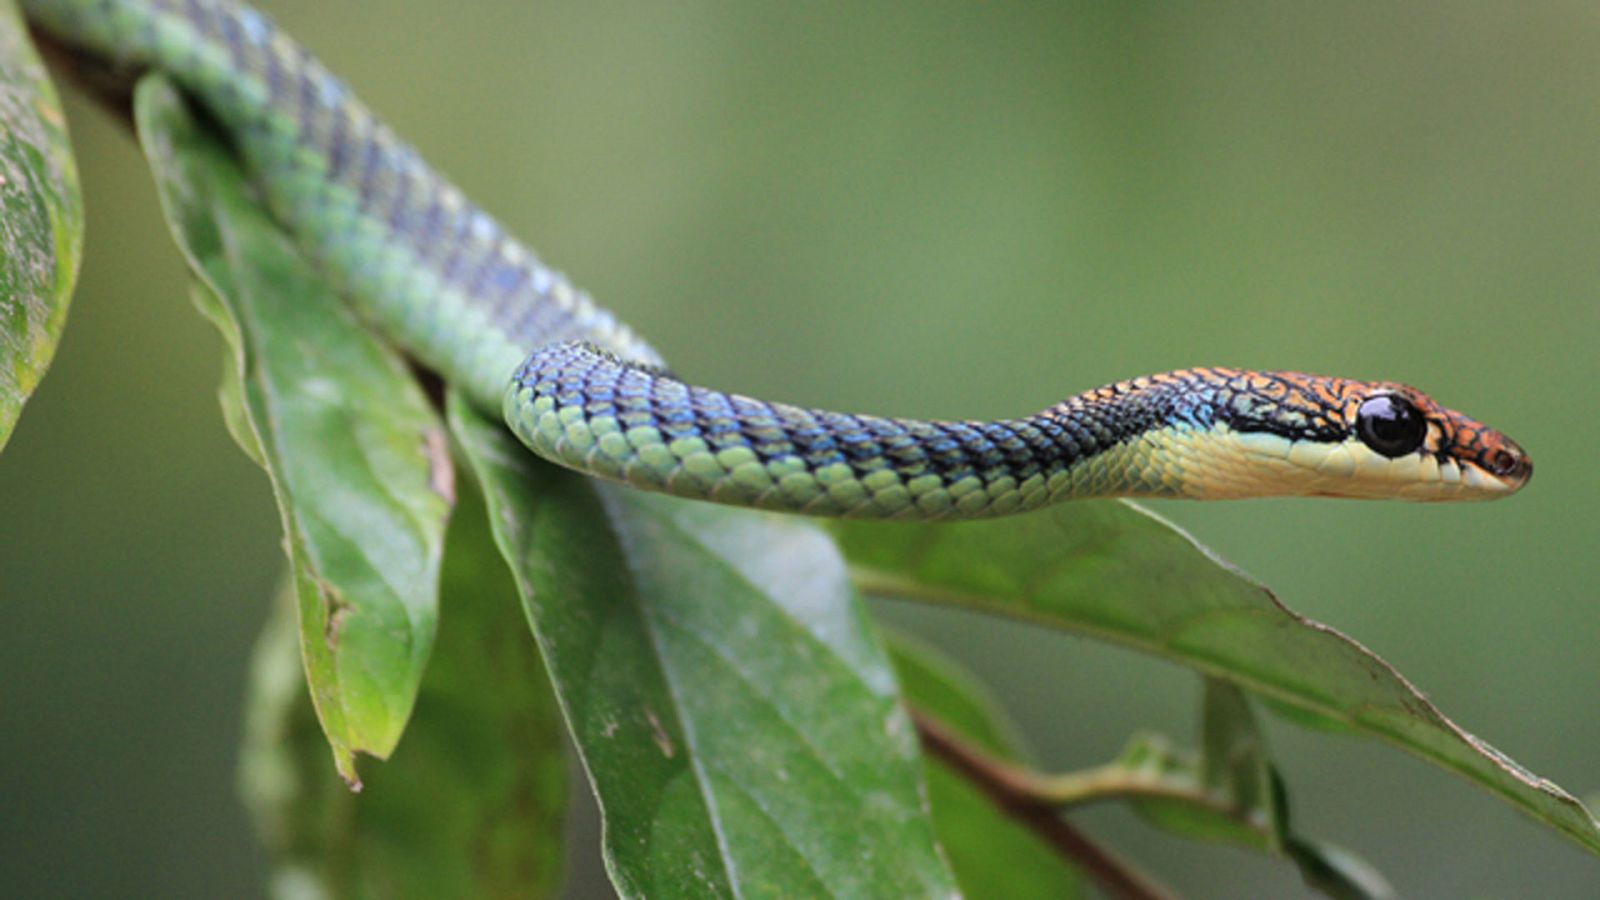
xmin=1356 ymin=394 xmax=1427 ymax=458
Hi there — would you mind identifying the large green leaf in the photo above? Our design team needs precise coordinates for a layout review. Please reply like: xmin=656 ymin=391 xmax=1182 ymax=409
xmin=0 ymin=0 xmax=81 ymax=452
xmin=834 ymin=501 xmax=1600 ymax=855
xmin=449 ymin=395 xmax=959 ymax=899
xmin=888 ymin=635 xmax=1086 ymax=899
xmin=135 ymin=76 xmax=450 ymax=779
xmin=240 ymin=482 xmax=568 ymax=900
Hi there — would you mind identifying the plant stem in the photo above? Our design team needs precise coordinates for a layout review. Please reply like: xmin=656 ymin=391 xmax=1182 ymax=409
xmin=911 ymin=706 xmax=1180 ymax=900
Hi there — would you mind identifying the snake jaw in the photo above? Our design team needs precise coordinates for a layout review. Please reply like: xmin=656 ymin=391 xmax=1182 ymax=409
xmin=1195 ymin=430 xmax=1527 ymax=502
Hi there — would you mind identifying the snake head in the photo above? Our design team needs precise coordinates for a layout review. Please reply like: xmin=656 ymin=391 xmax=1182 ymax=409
xmin=1212 ymin=370 xmax=1532 ymax=501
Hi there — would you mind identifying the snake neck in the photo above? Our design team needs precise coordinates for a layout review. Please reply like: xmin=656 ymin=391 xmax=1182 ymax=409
xmin=504 ymin=343 xmax=1219 ymax=519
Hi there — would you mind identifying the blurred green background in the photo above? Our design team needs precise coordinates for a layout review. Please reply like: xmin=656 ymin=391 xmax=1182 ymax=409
xmin=3 ymin=1 xmax=1597 ymax=896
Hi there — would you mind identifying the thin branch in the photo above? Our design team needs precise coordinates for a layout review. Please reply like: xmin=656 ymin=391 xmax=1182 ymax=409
xmin=1025 ymin=760 xmax=1256 ymax=825
xmin=911 ymin=706 xmax=1180 ymax=900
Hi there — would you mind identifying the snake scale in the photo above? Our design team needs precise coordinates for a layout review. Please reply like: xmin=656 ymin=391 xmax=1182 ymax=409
xmin=23 ymin=0 xmax=1532 ymax=518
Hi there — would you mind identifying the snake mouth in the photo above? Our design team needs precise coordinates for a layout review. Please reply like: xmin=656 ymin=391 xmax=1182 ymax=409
xmin=1418 ymin=447 xmax=1528 ymax=499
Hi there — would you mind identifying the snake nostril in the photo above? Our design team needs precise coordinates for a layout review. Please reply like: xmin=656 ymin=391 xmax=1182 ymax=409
xmin=1487 ymin=448 xmax=1524 ymax=478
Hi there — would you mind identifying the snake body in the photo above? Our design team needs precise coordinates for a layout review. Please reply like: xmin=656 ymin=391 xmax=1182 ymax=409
xmin=24 ymin=0 xmax=1532 ymax=518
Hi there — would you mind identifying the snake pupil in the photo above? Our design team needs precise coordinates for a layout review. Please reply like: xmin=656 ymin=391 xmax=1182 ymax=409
xmin=1356 ymin=394 xmax=1427 ymax=458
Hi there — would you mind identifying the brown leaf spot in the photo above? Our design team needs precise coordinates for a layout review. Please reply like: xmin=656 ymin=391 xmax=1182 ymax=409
xmin=645 ymin=708 xmax=675 ymax=758
xmin=423 ymin=426 xmax=455 ymax=503
xmin=321 ymin=580 xmax=351 ymax=652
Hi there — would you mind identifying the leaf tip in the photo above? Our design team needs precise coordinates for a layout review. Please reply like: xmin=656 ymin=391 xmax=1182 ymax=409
xmin=332 ymin=748 xmax=362 ymax=791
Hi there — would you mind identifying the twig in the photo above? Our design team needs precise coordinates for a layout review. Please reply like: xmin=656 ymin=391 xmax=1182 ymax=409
xmin=911 ymin=705 xmax=1180 ymax=900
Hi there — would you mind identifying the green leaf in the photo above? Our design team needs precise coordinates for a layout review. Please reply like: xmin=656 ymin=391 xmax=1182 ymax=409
xmin=449 ymin=395 xmax=959 ymax=899
xmin=834 ymin=501 xmax=1600 ymax=856
xmin=135 ymin=76 xmax=450 ymax=779
xmin=240 ymin=477 xmax=567 ymax=899
xmin=1193 ymin=678 xmax=1276 ymax=847
xmin=889 ymin=635 xmax=1085 ymax=899
xmin=0 ymin=0 xmax=82 ymax=452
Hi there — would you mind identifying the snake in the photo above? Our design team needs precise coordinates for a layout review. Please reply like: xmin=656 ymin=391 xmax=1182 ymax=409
xmin=24 ymin=0 xmax=1533 ymax=519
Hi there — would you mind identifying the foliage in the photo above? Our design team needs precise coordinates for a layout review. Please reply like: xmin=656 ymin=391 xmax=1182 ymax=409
xmin=138 ymin=78 xmax=449 ymax=779
xmin=0 ymin=0 xmax=80 ymax=451
xmin=3 ymin=6 xmax=1595 ymax=897
xmin=835 ymin=503 xmax=1600 ymax=856
xmin=239 ymin=484 xmax=567 ymax=898
xmin=450 ymin=394 xmax=957 ymax=897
